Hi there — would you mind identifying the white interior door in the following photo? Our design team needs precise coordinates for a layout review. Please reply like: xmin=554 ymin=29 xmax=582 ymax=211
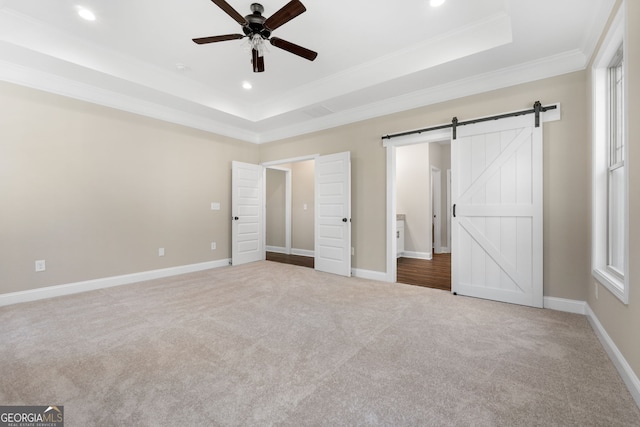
xmin=451 ymin=115 xmax=543 ymax=307
xmin=431 ymin=166 xmax=442 ymax=253
xmin=231 ymin=161 xmax=264 ymax=266
xmin=315 ymin=152 xmax=351 ymax=276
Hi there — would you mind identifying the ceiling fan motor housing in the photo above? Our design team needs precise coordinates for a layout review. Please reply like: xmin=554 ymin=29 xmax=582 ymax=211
xmin=244 ymin=3 xmax=270 ymax=38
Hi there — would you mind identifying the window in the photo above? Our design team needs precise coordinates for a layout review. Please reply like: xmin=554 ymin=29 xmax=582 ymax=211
xmin=592 ymin=4 xmax=628 ymax=303
xmin=607 ymin=46 xmax=624 ymax=279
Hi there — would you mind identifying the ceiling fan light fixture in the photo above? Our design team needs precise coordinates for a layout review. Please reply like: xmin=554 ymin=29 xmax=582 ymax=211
xmin=430 ymin=0 xmax=446 ymax=7
xmin=77 ymin=6 xmax=96 ymax=21
xmin=248 ymin=34 xmax=269 ymax=57
xmin=242 ymin=81 xmax=253 ymax=90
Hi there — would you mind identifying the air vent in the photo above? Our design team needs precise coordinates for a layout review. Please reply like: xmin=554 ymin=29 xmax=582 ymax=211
xmin=301 ymin=105 xmax=334 ymax=119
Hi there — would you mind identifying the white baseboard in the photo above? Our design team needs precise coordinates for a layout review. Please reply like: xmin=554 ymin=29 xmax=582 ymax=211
xmin=266 ymin=246 xmax=288 ymax=254
xmin=0 ymin=259 xmax=231 ymax=307
xmin=351 ymin=268 xmax=388 ymax=282
xmin=401 ymin=251 xmax=432 ymax=260
xmin=537 ymin=297 xmax=639 ymax=409
xmin=292 ymin=248 xmax=314 ymax=257
xmin=543 ymin=296 xmax=587 ymax=314
xmin=585 ymin=303 xmax=640 ymax=409
xmin=435 ymin=247 xmax=451 ymax=254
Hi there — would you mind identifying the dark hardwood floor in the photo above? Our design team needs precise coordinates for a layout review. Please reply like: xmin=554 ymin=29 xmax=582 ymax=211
xmin=266 ymin=252 xmax=314 ymax=268
xmin=397 ymin=253 xmax=451 ymax=291
xmin=266 ymin=251 xmax=451 ymax=292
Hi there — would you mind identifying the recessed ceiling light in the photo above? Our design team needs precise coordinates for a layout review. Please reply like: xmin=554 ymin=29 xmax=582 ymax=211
xmin=430 ymin=0 xmax=446 ymax=7
xmin=175 ymin=63 xmax=190 ymax=72
xmin=242 ymin=81 xmax=253 ymax=90
xmin=77 ymin=7 xmax=96 ymax=21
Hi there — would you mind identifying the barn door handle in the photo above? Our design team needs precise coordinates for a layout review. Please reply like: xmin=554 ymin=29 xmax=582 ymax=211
xmin=453 ymin=204 xmax=456 ymax=218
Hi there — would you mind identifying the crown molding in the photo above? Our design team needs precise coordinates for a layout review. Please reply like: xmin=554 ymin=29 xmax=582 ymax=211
xmin=251 ymin=12 xmax=513 ymax=121
xmin=0 ymin=58 xmax=261 ymax=143
xmin=256 ymin=49 xmax=587 ymax=143
xmin=580 ymin=0 xmax=617 ymax=64
xmin=1 ymin=46 xmax=586 ymax=145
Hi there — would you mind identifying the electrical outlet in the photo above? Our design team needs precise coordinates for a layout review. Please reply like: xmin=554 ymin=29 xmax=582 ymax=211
xmin=35 ymin=260 xmax=46 ymax=272
xmin=351 ymin=247 xmax=355 ymax=256
xmin=211 ymin=242 xmax=217 ymax=250
xmin=159 ymin=248 xmax=165 ymax=257
xmin=211 ymin=202 xmax=221 ymax=211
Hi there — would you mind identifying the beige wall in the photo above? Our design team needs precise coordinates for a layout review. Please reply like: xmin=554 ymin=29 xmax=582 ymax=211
xmin=587 ymin=0 xmax=640 ymax=387
xmin=1 ymin=70 xmax=591 ymax=304
xmin=429 ymin=143 xmax=451 ymax=250
xmin=0 ymin=82 xmax=258 ymax=294
xmin=259 ymin=126 xmax=388 ymax=272
xmin=397 ymin=143 xmax=431 ymax=255
xmin=259 ymin=71 xmax=590 ymax=302
xmin=265 ymin=168 xmax=287 ymax=248
xmin=291 ymin=160 xmax=315 ymax=252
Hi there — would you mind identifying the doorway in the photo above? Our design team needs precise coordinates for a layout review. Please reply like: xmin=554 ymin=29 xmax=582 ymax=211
xmin=394 ymin=140 xmax=451 ymax=290
xmin=383 ymin=129 xmax=451 ymax=286
xmin=385 ymin=107 xmax=550 ymax=308
xmin=256 ymin=151 xmax=352 ymax=276
xmin=265 ymin=161 xmax=315 ymax=268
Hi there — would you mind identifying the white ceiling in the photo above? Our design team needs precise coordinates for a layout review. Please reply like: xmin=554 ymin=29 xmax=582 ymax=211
xmin=0 ymin=0 xmax=614 ymax=143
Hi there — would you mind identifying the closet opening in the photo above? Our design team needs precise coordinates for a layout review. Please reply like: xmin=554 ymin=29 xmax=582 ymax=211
xmin=265 ymin=160 xmax=316 ymax=269
xmin=395 ymin=140 xmax=452 ymax=291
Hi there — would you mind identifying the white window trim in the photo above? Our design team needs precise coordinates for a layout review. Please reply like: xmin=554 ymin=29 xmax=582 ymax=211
xmin=591 ymin=3 xmax=629 ymax=304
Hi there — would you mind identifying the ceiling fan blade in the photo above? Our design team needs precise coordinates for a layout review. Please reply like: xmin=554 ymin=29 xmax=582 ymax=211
xmin=264 ymin=0 xmax=306 ymax=31
xmin=252 ymin=49 xmax=265 ymax=72
xmin=192 ymin=34 xmax=244 ymax=44
xmin=210 ymin=0 xmax=248 ymax=26
xmin=270 ymin=37 xmax=317 ymax=61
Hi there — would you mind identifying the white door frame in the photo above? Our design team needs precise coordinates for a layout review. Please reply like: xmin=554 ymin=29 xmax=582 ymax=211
xmin=431 ymin=166 xmax=442 ymax=254
xmin=446 ymin=169 xmax=452 ymax=252
xmin=261 ymin=154 xmax=319 ymax=258
xmin=384 ymin=130 xmax=451 ymax=283
xmin=265 ymin=166 xmax=292 ymax=254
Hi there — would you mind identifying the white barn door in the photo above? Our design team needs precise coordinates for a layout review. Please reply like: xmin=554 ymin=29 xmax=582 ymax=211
xmin=451 ymin=115 xmax=543 ymax=308
xmin=231 ymin=161 xmax=264 ymax=266
xmin=315 ymin=152 xmax=351 ymax=276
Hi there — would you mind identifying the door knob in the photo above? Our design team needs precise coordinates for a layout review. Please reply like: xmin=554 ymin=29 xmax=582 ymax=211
xmin=342 ymin=218 xmax=348 ymax=222
xmin=233 ymin=216 xmax=239 ymax=220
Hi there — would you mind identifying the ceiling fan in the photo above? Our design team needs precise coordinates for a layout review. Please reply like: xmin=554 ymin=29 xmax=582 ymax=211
xmin=193 ymin=0 xmax=318 ymax=72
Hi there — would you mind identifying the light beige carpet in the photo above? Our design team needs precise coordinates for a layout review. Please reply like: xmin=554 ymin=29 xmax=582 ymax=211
xmin=1 ymin=261 xmax=638 ymax=426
